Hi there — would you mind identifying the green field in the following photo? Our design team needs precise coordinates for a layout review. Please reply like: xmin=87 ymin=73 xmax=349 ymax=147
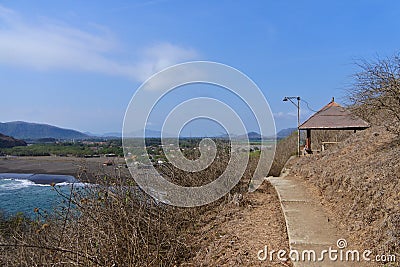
xmin=0 ymin=140 xmax=123 ymax=157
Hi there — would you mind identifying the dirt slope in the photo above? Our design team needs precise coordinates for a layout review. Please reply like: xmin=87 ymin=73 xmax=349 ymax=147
xmin=187 ymin=181 xmax=292 ymax=266
xmin=287 ymin=126 xmax=399 ymax=262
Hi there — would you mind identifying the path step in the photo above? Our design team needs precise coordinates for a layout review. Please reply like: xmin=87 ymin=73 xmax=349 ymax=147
xmin=267 ymin=176 xmax=365 ymax=267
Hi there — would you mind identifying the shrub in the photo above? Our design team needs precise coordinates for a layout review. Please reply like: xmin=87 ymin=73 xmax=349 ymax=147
xmin=268 ymin=132 xmax=298 ymax=176
xmin=348 ymin=54 xmax=400 ymax=138
xmin=0 ymin=144 xmax=259 ymax=266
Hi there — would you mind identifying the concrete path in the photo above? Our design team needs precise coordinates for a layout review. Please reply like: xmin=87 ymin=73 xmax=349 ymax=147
xmin=267 ymin=175 xmax=353 ymax=267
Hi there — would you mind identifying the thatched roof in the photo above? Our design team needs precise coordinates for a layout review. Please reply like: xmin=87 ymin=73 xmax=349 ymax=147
xmin=299 ymin=99 xmax=370 ymax=130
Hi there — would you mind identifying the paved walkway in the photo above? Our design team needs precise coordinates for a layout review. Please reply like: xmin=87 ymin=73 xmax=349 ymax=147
xmin=267 ymin=175 xmax=352 ymax=267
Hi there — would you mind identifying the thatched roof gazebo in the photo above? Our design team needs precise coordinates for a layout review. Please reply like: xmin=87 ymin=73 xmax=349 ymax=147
xmin=299 ymin=97 xmax=370 ymax=152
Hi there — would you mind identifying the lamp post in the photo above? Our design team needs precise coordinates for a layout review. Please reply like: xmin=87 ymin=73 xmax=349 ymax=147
xmin=283 ymin=96 xmax=301 ymax=157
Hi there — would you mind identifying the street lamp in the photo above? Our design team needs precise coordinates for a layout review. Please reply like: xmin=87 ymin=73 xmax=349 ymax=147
xmin=283 ymin=96 xmax=301 ymax=157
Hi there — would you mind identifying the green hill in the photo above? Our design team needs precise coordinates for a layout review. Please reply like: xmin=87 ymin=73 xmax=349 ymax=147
xmin=0 ymin=121 xmax=89 ymax=140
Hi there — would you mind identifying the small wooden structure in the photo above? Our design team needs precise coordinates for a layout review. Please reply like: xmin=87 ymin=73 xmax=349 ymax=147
xmin=299 ymin=98 xmax=370 ymax=152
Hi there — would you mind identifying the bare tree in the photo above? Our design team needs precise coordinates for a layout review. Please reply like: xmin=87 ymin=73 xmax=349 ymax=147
xmin=348 ymin=54 xmax=400 ymax=137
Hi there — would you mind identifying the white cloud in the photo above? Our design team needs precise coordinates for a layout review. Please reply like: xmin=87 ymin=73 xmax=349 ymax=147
xmin=273 ymin=111 xmax=295 ymax=119
xmin=273 ymin=110 xmax=312 ymax=120
xmin=134 ymin=43 xmax=199 ymax=82
xmin=0 ymin=5 xmax=199 ymax=81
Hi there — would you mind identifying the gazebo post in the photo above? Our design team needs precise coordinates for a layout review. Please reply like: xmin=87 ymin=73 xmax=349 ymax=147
xmin=306 ymin=129 xmax=311 ymax=152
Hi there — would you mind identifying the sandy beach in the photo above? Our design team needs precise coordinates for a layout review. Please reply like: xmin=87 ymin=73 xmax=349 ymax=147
xmin=0 ymin=156 xmax=128 ymax=181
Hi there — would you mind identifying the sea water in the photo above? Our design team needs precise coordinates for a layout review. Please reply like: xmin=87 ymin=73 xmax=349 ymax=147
xmin=0 ymin=173 xmax=84 ymax=218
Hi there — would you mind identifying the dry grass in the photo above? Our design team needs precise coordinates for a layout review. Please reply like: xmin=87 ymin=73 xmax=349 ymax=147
xmin=187 ymin=181 xmax=292 ymax=266
xmin=288 ymin=126 xmax=400 ymax=263
xmin=0 ymin=144 xmax=287 ymax=266
xmin=268 ymin=132 xmax=298 ymax=177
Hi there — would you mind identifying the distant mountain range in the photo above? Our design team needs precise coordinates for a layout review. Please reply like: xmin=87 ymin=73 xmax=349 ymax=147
xmin=88 ymin=130 xmax=172 ymax=138
xmin=276 ymin=128 xmax=297 ymax=139
xmin=216 ymin=131 xmax=265 ymax=140
xmin=242 ymin=131 xmax=264 ymax=140
xmin=0 ymin=121 xmax=298 ymax=141
xmin=0 ymin=121 xmax=89 ymax=140
xmin=0 ymin=121 xmax=174 ymax=140
xmin=123 ymin=129 xmax=173 ymax=138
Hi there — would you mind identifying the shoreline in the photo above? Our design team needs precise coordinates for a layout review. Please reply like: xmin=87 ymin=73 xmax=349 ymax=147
xmin=0 ymin=173 xmax=77 ymax=185
xmin=0 ymin=156 xmax=128 ymax=182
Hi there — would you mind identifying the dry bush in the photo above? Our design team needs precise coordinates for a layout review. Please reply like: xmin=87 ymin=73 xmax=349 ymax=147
xmin=1 ymin=179 xmax=186 ymax=266
xmin=268 ymin=132 xmax=298 ymax=177
xmin=348 ymin=54 xmax=400 ymax=137
xmin=0 ymin=143 xmax=261 ymax=266
xmin=259 ymin=129 xmax=354 ymax=177
xmin=157 ymin=140 xmax=231 ymax=187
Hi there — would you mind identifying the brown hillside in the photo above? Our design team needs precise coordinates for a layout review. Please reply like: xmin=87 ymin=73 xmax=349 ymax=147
xmin=0 ymin=133 xmax=27 ymax=148
xmin=287 ymin=126 xmax=399 ymax=257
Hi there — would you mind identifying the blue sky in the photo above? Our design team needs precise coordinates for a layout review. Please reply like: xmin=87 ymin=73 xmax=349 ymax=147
xmin=0 ymin=1 xmax=399 ymax=135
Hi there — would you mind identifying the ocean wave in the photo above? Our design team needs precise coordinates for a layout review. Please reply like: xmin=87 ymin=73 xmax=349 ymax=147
xmin=0 ymin=173 xmax=78 ymax=185
xmin=0 ymin=179 xmax=37 ymax=190
xmin=54 ymin=182 xmax=88 ymax=187
xmin=0 ymin=173 xmax=33 ymax=179
xmin=0 ymin=178 xmax=87 ymax=191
